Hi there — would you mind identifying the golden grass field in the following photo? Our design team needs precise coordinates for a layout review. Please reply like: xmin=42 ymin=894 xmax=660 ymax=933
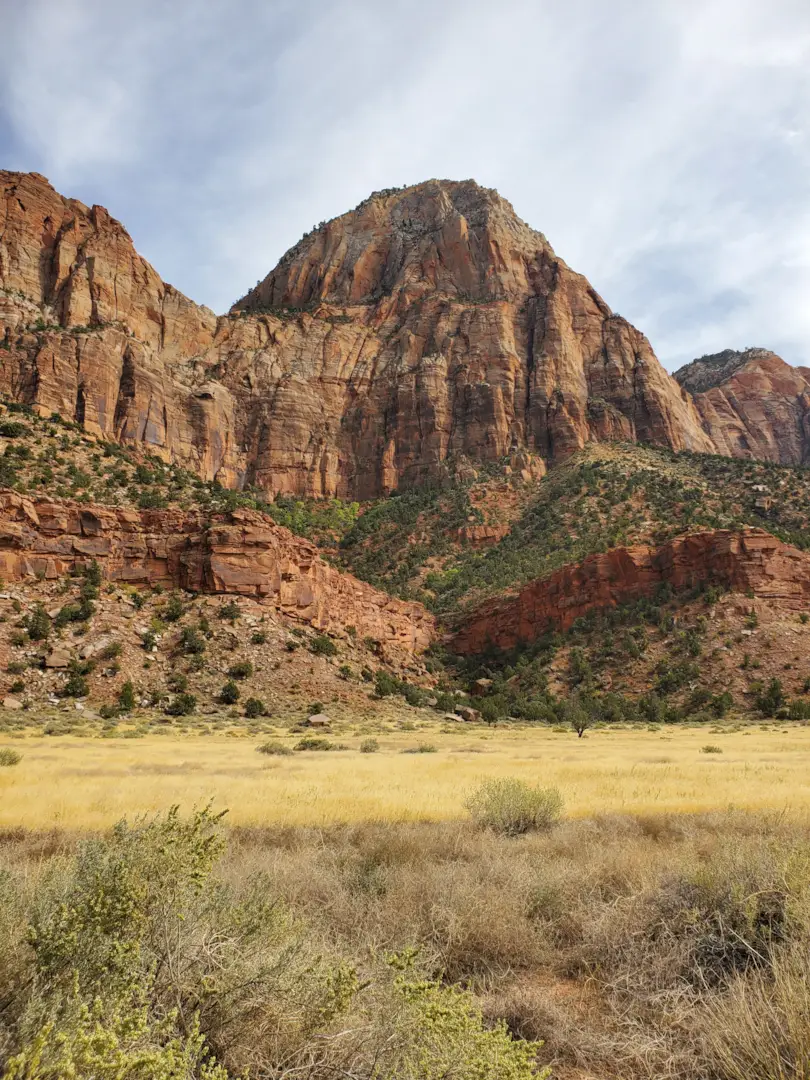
xmin=3 ymin=723 xmax=810 ymax=829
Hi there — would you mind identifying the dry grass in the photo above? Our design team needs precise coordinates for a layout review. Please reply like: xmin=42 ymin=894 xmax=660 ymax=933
xmin=219 ymin=810 xmax=810 ymax=1079
xmin=2 ymin=723 xmax=810 ymax=830
xmin=3 ymin=794 xmax=810 ymax=1076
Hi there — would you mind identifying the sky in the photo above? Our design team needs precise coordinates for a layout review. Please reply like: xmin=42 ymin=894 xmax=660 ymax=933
xmin=1 ymin=0 xmax=809 ymax=371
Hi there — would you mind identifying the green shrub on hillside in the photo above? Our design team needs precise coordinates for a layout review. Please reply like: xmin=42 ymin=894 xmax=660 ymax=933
xmin=118 ymin=680 xmax=136 ymax=712
xmin=308 ymin=634 xmax=337 ymax=657
xmin=219 ymin=681 xmax=240 ymax=705
xmin=165 ymin=692 xmax=197 ymax=716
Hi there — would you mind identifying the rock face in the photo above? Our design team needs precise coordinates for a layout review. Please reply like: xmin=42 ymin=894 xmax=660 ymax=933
xmin=234 ymin=179 xmax=714 ymax=493
xmin=0 ymin=171 xmax=215 ymax=349
xmin=0 ymin=491 xmax=433 ymax=658
xmin=1 ymin=171 xmax=715 ymax=498
xmin=457 ymin=524 xmax=511 ymax=548
xmin=0 ymin=170 xmax=231 ymax=481
xmin=5 ymin=171 xmax=810 ymax=495
xmin=451 ymin=529 xmax=810 ymax=654
xmin=675 ymin=349 xmax=810 ymax=465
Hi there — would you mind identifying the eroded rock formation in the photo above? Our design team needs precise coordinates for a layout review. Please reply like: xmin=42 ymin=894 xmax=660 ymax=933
xmin=675 ymin=349 xmax=810 ymax=465
xmin=0 ymin=491 xmax=433 ymax=657
xmin=0 ymin=170 xmax=235 ymax=481
xmin=2 ymin=171 xmax=716 ymax=498
xmin=5 ymin=169 xmax=810 ymax=497
xmin=451 ymin=529 xmax=810 ymax=654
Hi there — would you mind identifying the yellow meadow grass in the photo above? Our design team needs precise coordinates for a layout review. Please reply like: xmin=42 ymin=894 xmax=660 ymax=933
xmin=1 ymin=724 xmax=810 ymax=830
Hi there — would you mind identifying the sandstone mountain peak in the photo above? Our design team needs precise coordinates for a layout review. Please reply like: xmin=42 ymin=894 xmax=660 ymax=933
xmin=674 ymin=347 xmax=781 ymax=395
xmin=678 ymin=346 xmax=810 ymax=464
xmin=2 ymin=168 xmax=810 ymax=498
xmin=235 ymin=177 xmax=555 ymax=311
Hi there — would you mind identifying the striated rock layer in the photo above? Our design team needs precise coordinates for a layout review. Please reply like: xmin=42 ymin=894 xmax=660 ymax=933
xmin=6 ymin=170 xmax=810 ymax=496
xmin=1 ymin=171 xmax=715 ymax=498
xmin=0 ymin=170 xmax=235 ymax=482
xmin=451 ymin=529 xmax=810 ymax=654
xmin=675 ymin=349 xmax=810 ymax=465
xmin=0 ymin=491 xmax=433 ymax=658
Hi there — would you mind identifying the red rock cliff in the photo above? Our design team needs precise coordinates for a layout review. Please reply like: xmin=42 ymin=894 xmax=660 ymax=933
xmin=1 ymin=172 xmax=716 ymax=497
xmin=233 ymin=179 xmax=713 ymax=494
xmin=675 ymin=348 xmax=810 ymax=465
xmin=451 ymin=529 xmax=810 ymax=654
xmin=0 ymin=170 xmax=234 ymax=481
xmin=0 ymin=491 xmax=433 ymax=658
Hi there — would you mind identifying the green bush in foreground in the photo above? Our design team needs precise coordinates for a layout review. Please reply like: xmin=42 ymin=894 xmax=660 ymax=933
xmin=2 ymin=807 xmax=230 ymax=1079
xmin=383 ymin=952 xmax=546 ymax=1080
xmin=0 ymin=807 xmax=544 ymax=1079
xmin=0 ymin=747 xmax=21 ymax=766
xmin=465 ymin=778 xmax=564 ymax=836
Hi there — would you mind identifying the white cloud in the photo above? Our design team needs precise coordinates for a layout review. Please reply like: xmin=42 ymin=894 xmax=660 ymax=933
xmin=1 ymin=0 xmax=809 ymax=368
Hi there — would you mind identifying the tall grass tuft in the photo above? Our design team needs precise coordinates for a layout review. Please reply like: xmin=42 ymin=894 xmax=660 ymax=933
xmin=703 ymin=945 xmax=810 ymax=1079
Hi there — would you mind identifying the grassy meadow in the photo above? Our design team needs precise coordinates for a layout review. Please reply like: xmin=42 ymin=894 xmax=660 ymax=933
xmin=3 ymin=722 xmax=810 ymax=830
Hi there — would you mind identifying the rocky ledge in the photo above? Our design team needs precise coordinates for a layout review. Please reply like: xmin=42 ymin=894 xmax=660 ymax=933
xmin=0 ymin=491 xmax=433 ymax=659
xmin=451 ymin=529 xmax=810 ymax=654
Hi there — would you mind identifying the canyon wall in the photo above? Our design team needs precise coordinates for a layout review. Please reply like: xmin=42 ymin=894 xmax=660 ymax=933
xmin=0 ymin=491 xmax=433 ymax=658
xmin=451 ymin=529 xmax=810 ymax=654
xmin=2 ymin=171 xmax=717 ymax=498
xmin=4 ymin=171 xmax=810 ymax=498
xmin=675 ymin=348 xmax=810 ymax=465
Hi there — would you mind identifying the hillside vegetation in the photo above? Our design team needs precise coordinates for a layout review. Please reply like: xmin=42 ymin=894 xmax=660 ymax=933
xmin=340 ymin=444 xmax=810 ymax=614
xmin=3 ymin=406 xmax=810 ymax=728
xmin=0 ymin=400 xmax=359 ymax=542
xmin=0 ymin=401 xmax=429 ymax=730
xmin=5 ymin=403 xmax=809 ymax=620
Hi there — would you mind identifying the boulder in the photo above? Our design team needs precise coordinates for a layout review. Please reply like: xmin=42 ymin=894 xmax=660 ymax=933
xmin=80 ymin=633 xmax=118 ymax=659
xmin=45 ymin=647 xmax=71 ymax=669
xmin=471 ymin=678 xmax=493 ymax=697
